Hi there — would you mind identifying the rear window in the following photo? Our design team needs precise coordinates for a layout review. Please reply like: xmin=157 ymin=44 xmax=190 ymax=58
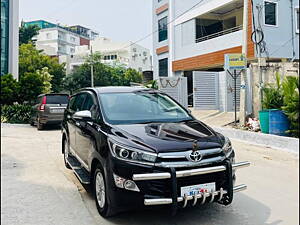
xmin=46 ymin=95 xmax=69 ymax=104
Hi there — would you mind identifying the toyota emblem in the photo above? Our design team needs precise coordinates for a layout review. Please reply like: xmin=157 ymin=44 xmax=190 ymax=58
xmin=189 ymin=151 xmax=202 ymax=162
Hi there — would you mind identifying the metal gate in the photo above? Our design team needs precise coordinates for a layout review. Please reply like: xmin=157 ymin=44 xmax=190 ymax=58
xmin=193 ymin=71 xmax=219 ymax=110
xmin=158 ymin=77 xmax=188 ymax=109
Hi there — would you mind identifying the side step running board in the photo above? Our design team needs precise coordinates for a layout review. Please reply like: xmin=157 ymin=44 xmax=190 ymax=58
xmin=74 ymin=168 xmax=90 ymax=184
xmin=66 ymin=155 xmax=90 ymax=184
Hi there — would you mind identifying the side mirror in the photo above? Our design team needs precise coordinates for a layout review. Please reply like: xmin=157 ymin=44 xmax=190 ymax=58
xmin=73 ymin=110 xmax=92 ymax=121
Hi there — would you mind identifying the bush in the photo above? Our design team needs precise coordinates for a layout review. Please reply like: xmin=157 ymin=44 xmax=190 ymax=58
xmin=282 ymin=76 xmax=299 ymax=137
xmin=0 ymin=74 xmax=19 ymax=105
xmin=262 ymin=72 xmax=283 ymax=110
xmin=1 ymin=104 xmax=34 ymax=124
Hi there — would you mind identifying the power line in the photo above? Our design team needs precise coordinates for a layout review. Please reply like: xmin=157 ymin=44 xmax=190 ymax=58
xmin=120 ymin=0 xmax=206 ymax=50
xmin=268 ymin=36 xmax=295 ymax=56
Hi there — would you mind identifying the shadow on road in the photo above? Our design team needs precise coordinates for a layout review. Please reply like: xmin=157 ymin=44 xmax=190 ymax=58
xmin=78 ymin=179 xmax=280 ymax=225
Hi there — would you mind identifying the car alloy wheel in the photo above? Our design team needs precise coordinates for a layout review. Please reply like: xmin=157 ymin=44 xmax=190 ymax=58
xmin=95 ymin=171 xmax=106 ymax=208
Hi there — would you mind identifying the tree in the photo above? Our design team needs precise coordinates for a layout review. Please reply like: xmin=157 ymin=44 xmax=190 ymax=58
xmin=124 ymin=68 xmax=143 ymax=85
xmin=19 ymin=43 xmax=65 ymax=92
xmin=19 ymin=23 xmax=40 ymax=45
xmin=0 ymin=74 xmax=19 ymax=105
xmin=36 ymin=67 xmax=53 ymax=94
xmin=18 ymin=72 xmax=44 ymax=104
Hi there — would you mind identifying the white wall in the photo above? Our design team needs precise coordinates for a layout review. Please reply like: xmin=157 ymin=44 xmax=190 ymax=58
xmin=35 ymin=28 xmax=81 ymax=56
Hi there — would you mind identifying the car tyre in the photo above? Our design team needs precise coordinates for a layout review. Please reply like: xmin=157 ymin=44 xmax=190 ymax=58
xmin=94 ymin=164 xmax=115 ymax=218
xmin=63 ymin=138 xmax=71 ymax=169
xmin=37 ymin=117 xmax=44 ymax=130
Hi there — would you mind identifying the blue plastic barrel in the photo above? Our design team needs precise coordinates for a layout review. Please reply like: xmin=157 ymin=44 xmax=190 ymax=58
xmin=269 ymin=110 xmax=289 ymax=136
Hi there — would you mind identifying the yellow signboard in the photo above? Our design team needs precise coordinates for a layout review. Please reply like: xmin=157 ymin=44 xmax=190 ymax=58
xmin=224 ymin=54 xmax=247 ymax=71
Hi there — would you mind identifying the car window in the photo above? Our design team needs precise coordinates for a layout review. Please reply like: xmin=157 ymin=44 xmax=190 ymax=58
xmin=71 ymin=93 xmax=87 ymax=112
xmin=68 ymin=96 xmax=76 ymax=111
xmin=46 ymin=95 xmax=69 ymax=104
xmin=82 ymin=94 xmax=94 ymax=111
xmin=82 ymin=93 xmax=99 ymax=120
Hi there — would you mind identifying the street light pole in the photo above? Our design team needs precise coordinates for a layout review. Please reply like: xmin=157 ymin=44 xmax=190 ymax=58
xmin=90 ymin=46 xmax=94 ymax=87
xmin=239 ymin=0 xmax=249 ymax=126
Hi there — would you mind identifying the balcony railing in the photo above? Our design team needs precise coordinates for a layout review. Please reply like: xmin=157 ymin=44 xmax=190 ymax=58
xmin=195 ymin=25 xmax=243 ymax=43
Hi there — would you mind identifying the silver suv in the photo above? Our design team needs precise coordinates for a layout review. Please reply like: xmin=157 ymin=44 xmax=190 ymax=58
xmin=30 ymin=94 xmax=69 ymax=130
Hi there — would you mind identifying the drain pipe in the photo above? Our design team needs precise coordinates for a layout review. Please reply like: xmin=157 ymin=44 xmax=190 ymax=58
xmin=290 ymin=0 xmax=296 ymax=62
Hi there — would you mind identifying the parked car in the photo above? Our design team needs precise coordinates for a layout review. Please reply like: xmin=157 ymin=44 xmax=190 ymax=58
xmin=31 ymin=93 xmax=69 ymax=130
xmin=61 ymin=87 xmax=250 ymax=217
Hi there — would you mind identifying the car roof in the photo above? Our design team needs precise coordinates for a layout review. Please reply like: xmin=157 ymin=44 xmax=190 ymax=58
xmin=37 ymin=93 xmax=69 ymax=97
xmin=83 ymin=86 xmax=156 ymax=94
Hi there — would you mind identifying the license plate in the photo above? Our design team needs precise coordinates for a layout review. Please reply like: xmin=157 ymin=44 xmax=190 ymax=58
xmin=180 ymin=182 xmax=216 ymax=196
xmin=51 ymin=109 xmax=64 ymax=113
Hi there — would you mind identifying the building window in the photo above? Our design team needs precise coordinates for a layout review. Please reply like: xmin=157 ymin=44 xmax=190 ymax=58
xmin=158 ymin=17 xmax=168 ymax=42
xmin=264 ymin=1 xmax=277 ymax=26
xmin=296 ymin=8 xmax=299 ymax=33
xmin=70 ymin=48 xmax=75 ymax=53
xmin=1 ymin=0 xmax=9 ymax=75
xmin=46 ymin=33 xmax=51 ymax=39
xmin=70 ymin=36 xmax=76 ymax=42
xmin=159 ymin=58 xmax=168 ymax=77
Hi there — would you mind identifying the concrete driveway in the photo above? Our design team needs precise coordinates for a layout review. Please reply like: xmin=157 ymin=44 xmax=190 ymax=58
xmin=1 ymin=124 xmax=299 ymax=225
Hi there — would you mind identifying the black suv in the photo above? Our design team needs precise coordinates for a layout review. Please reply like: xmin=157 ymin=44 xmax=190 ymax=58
xmin=61 ymin=87 xmax=250 ymax=217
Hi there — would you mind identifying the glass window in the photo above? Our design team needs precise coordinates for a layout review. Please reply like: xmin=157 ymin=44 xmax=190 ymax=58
xmin=82 ymin=94 xmax=94 ymax=111
xmin=46 ymin=95 xmax=69 ymax=104
xmin=70 ymin=93 xmax=86 ymax=112
xmin=1 ymin=0 xmax=9 ymax=75
xmin=158 ymin=17 xmax=168 ymax=42
xmin=264 ymin=1 xmax=277 ymax=26
xmin=159 ymin=58 xmax=168 ymax=77
xmin=99 ymin=92 xmax=192 ymax=125
xmin=296 ymin=8 xmax=299 ymax=33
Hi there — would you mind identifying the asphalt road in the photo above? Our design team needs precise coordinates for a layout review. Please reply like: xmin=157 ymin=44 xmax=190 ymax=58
xmin=1 ymin=124 xmax=299 ymax=225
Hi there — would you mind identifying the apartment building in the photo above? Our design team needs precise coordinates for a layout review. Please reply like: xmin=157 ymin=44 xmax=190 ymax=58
xmin=59 ymin=37 xmax=152 ymax=74
xmin=1 ymin=0 xmax=19 ymax=79
xmin=153 ymin=0 xmax=299 ymax=113
xmin=24 ymin=20 xmax=99 ymax=56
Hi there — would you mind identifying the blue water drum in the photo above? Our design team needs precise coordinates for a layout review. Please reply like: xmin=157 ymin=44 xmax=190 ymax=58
xmin=269 ymin=110 xmax=290 ymax=136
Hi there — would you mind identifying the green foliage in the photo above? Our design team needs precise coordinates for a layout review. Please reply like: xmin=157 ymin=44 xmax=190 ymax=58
xmin=19 ymin=43 xmax=65 ymax=92
xmin=0 ymin=74 xmax=19 ymax=105
xmin=262 ymin=72 xmax=300 ymax=137
xmin=262 ymin=72 xmax=284 ymax=110
xmin=124 ymin=68 xmax=143 ymax=85
xmin=145 ymin=80 xmax=158 ymax=89
xmin=281 ymin=76 xmax=299 ymax=137
xmin=63 ymin=56 xmax=143 ymax=94
xmin=36 ymin=67 xmax=53 ymax=93
xmin=19 ymin=24 xmax=40 ymax=45
xmin=1 ymin=104 xmax=34 ymax=124
xmin=18 ymin=72 xmax=44 ymax=104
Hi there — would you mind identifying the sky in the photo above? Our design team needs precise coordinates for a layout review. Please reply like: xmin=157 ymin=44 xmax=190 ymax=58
xmin=19 ymin=0 xmax=153 ymax=52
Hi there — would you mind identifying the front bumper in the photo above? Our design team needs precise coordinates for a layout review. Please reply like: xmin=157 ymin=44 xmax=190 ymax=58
xmin=131 ymin=161 xmax=250 ymax=207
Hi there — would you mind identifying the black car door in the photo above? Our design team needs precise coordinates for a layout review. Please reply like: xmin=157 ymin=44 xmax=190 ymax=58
xmin=75 ymin=92 xmax=99 ymax=167
xmin=67 ymin=93 xmax=87 ymax=153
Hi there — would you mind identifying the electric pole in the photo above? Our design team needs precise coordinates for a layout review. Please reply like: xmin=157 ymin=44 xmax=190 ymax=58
xmin=90 ymin=46 xmax=94 ymax=87
xmin=239 ymin=0 xmax=248 ymax=126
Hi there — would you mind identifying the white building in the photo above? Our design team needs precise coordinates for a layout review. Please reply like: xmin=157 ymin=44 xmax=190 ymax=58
xmin=60 ymin=37 xmax=152 ymax=74
xmin=33 ymin=27 xmax=81 ymax=56
xmin=0 ymin=0 xmax=19 ymax=79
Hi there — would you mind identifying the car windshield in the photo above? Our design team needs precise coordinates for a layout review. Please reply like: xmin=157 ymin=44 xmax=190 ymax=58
xmin=99 ymin=92 xmax=192 ymax=125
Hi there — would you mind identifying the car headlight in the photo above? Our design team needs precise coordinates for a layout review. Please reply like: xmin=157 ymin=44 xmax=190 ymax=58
xmin=108 ymin=139 xmax=157 ymax=165
xmin=222 ymin=136 xmax=233 ymax=156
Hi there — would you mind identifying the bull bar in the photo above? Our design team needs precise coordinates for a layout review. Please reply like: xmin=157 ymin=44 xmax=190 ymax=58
xmin=132 ymin=161 xmax=250 ymax=207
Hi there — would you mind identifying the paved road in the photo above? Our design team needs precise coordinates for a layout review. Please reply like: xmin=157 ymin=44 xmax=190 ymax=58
xmin=1 ymin=124 xmax=299 ymax=225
